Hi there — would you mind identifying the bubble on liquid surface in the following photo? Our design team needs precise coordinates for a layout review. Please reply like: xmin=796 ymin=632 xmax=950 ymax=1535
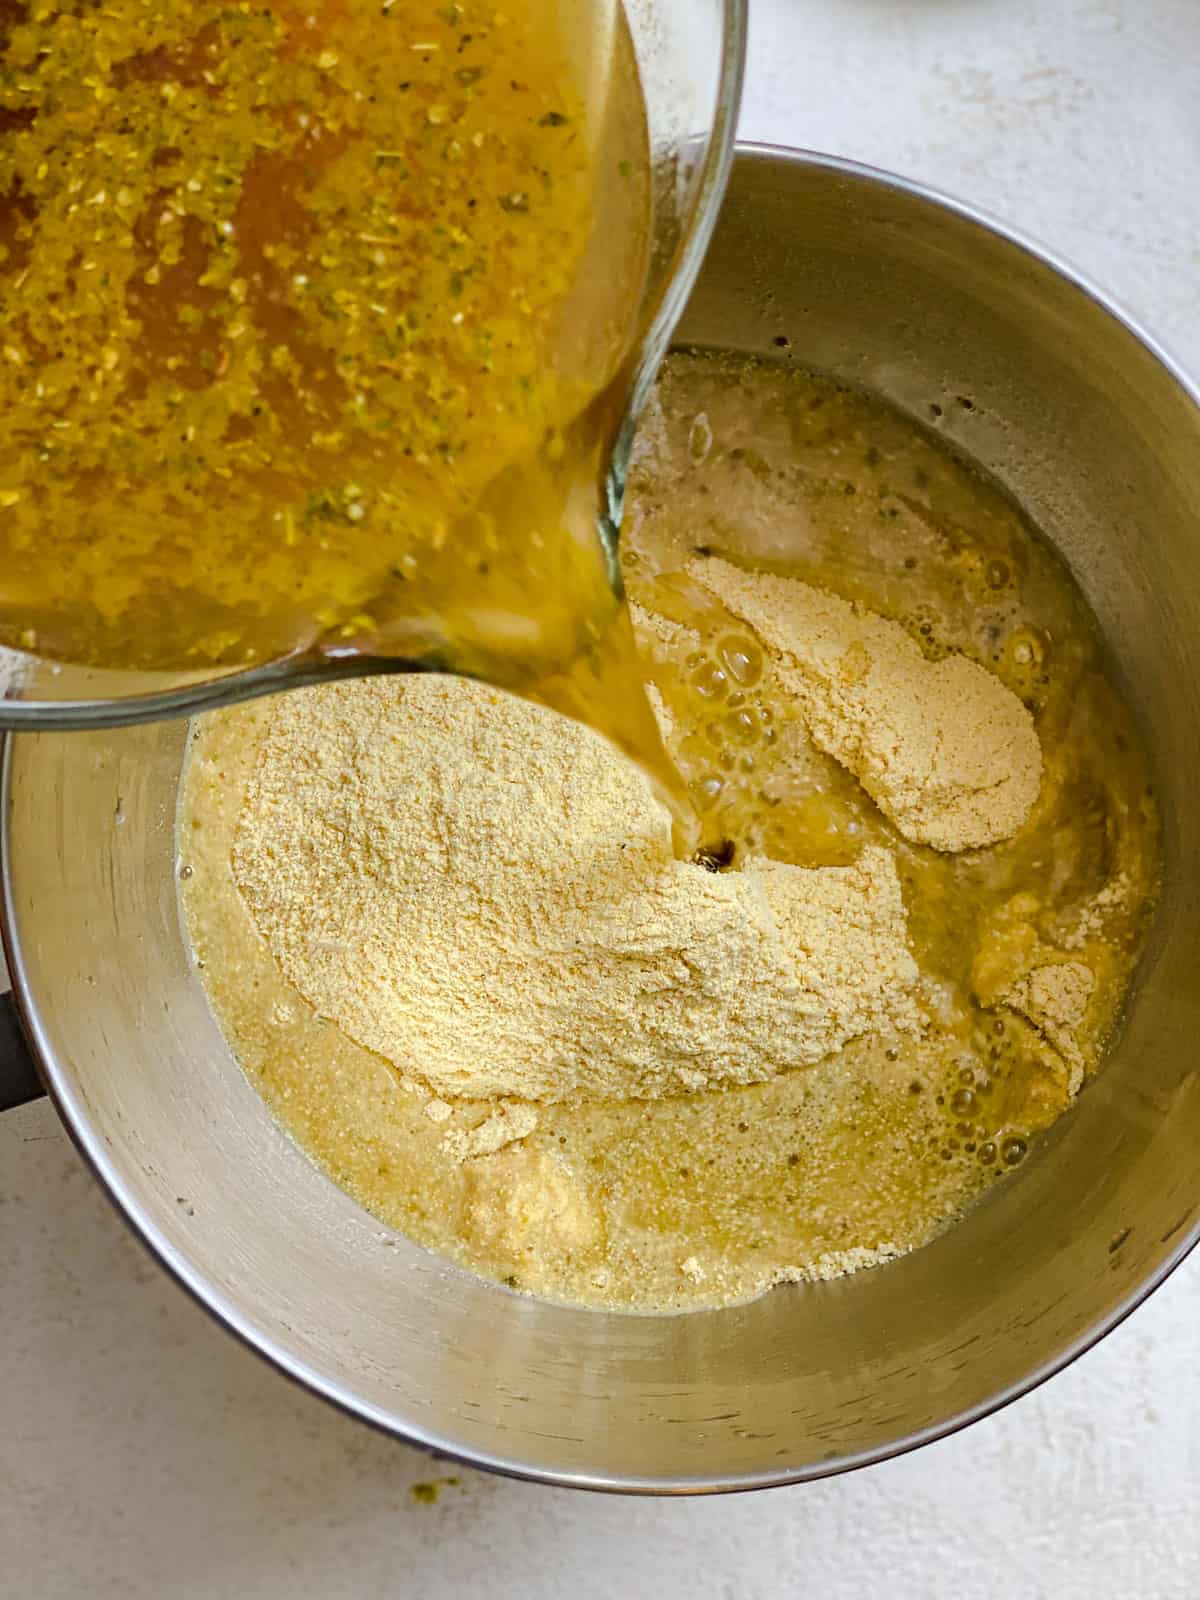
xmin=691 ymin=660 xmax=728 ymax=701
xmin=691 ymin=773 xmax=724 ymax=811
xmin=1002 ymin=1135 xmax=1029 ymax=1168
xmin=1006 ymin=628 xmax=1044 ymax=670
xmin=724 ymin=707 xmax=760 ymax=746
xmin=719 ymin=635 xmax=763 ymax=688
xmin=688 ymin=411 xmax=713 ymax=464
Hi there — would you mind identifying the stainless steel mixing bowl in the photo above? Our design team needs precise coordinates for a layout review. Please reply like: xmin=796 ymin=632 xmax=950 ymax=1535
xmin=2 ymin=146 xmax=1199 ymax=1494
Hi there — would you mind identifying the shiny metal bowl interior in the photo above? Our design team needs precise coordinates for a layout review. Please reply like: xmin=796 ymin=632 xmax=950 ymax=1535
xmin=5 ymin=147 xmax=1200 ymax=1494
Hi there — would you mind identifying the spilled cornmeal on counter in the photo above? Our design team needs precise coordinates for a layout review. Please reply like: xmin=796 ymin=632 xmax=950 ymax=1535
xmin=180 ymin=353 xmax=1160 ymax=1313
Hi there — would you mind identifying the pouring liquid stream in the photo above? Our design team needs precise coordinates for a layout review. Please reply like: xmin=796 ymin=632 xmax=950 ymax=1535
xmin=0 ymin=0 xmax=698 ymax=850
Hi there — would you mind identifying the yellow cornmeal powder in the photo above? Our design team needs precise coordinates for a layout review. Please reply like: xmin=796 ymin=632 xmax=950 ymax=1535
xmin=688 ymin=557 xmax=1042 ymax=851
xmin=231 ymin=673 xmax=921 ymax=1107
xmin=181 ymin=353 xmax=1161 ymax=1314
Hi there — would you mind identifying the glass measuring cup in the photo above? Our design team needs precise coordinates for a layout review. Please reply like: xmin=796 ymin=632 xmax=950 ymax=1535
xmin=0 ymin=0 xmax=746 ymax=730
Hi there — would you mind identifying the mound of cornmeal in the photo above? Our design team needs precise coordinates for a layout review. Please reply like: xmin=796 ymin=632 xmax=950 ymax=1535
xmin=233 ymin=569 xmax=1042 ymax=1116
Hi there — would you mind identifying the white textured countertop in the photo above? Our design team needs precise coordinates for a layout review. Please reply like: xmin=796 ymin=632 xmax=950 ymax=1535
xmin=4 ymin=2 xmax=1200 ymax=1594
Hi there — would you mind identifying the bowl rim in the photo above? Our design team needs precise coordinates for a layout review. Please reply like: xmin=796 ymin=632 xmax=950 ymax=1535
xmin=6 ymin=142 xmax=1200 ymax=1496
